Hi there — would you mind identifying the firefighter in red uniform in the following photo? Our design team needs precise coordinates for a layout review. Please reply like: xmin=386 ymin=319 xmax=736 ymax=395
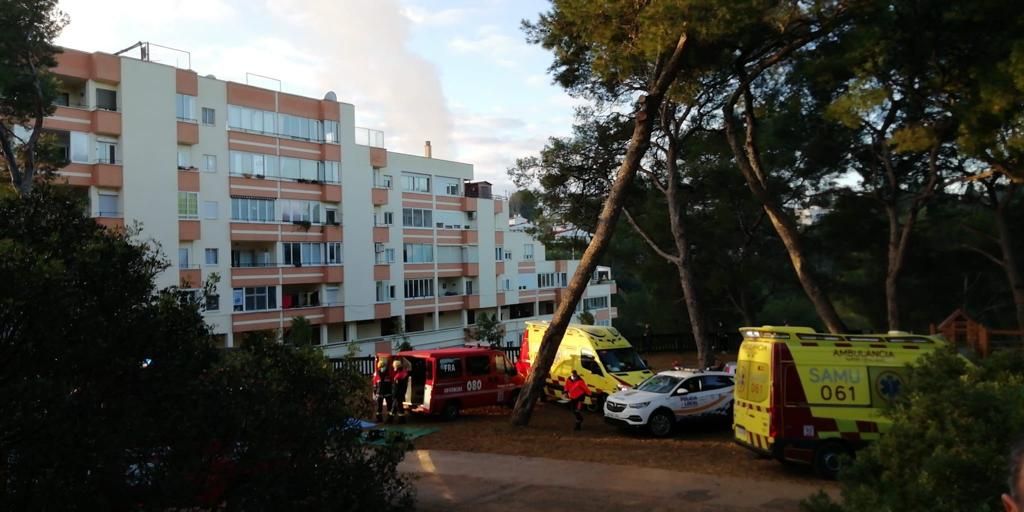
xmin=390 ymin=359 xmax=410 ymax=424
xmin=371 ymin=359 xmax=393 ymax=423
xmin=564 ymin=370 xmax=591 ymax=431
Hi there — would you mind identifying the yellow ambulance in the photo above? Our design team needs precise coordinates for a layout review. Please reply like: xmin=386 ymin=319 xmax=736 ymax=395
xmin=733 ymin=326 xmax=945 ymax=478
xmin=516 ymin=321 xmax=654 ymax=410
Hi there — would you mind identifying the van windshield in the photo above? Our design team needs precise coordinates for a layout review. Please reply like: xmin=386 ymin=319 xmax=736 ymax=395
xmin=598 ymin=348 xmax=646 ymax=373
xmin=636 ymin=375 xmax=680 ymax=393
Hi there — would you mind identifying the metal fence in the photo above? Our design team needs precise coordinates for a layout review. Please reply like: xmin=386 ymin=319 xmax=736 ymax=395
xmin=331 ymin=356 xmax=376 ymax=376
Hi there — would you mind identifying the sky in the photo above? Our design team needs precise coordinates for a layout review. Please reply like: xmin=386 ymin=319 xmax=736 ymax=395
xmin=54 ymin=0 xmax=583 ymax=195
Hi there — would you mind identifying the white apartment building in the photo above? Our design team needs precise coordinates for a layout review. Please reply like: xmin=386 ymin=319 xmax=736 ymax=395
xmin=43 ymin=45 xmax=617 ymax=355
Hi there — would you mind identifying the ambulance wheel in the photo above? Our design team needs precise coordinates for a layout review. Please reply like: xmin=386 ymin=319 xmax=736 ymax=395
xmin=648 ymin=410 xmax=675 ymax=438
xmin=585 ymin=395 xmax=605 ymax=413
xmin=813 ymin=441 xmax=849 ymax=480
xmin=441 ymin=401 xmax=461 ymax=421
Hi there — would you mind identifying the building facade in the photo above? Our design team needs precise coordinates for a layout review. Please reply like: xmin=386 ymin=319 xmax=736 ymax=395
xmin=42 ymin=46 xmax=617 ymax=354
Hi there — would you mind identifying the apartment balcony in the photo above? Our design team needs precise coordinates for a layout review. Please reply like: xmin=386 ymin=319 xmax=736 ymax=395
xmin=495 ymin=197 xmax=505 ymax=214
xmin=495 ymin=261 xmax=505 ymax=275
xmin=462 ymin=263 xmax=479 ymax=276
xmin=282 ymin=264 xmax=343 ymax=285
xmin=43 ymin=104 xmax=121 ymax=137
xmin=231 ymin=310 xmax=282 ymax=333
xmin=177 ymin=120 xmax=199 ymax=145
xmin=356 ymin=127 xmax=387 ymax=168
xmin=374 ymin=303 xmax=391 ymax=319
xmin=436 ymin=263 xmax=463 ymax=278
xmin=179 ymin=219 xmax=200 ymax=241
xmin=403 ymin=263 xmax=434 ymax=278
xmin=373 ymin=264 xmax=390 ymax=281
xmin=463 ymin=294 xmax=481 ymax=310
xmin=462 ymin=230 xmax=478 ymax=245
xmin=230 ymin=265 xmax=281 ymax=287
xmin=371 ymin=187 xmax=389 ymax=206
xmin=56 ymin=162 xmax=123 ymax=188
xmin=53 ymin=48 xmax=120 ymax=83
xmin=178 ymin=168 xmax=200 ymax=191
xmin=228 ymin=175 xmax=277 ymax=199
xmin=405 ymin=297 xmax=434 ymax=314
xmin=437 ymin=294 xmax=464 ymax=312
xmin=323 ymin=223 xmax=343 ymax=243
xmin=94 ymin=213 xmax=124 ymax=231
xmin=537 ymin=288 xmax=557 ymax=302
xmin=179 ymin=266 xmax=202 ymax=288
xmin=373 ymin=226 xmax=389 ymax=243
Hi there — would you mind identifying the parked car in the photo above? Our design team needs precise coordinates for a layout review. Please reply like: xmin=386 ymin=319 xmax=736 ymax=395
xmin=603 ymin=370 xmax=735 ymax=437
xmin=392 ymin=347 xmax=523 ymax=420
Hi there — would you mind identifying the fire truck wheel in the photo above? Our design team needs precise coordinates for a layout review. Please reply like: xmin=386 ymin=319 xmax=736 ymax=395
xmin=441 ymin=401 xmax=461 ymax=421
xmin=813 ymin=441 xmax=849 ymax=479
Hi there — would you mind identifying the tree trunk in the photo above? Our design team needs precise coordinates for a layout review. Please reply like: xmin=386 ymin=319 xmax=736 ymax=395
xmin=665 ymin=159 xmax=711 ymax=368
xmin=510 ymin=34 xmax=691 ymax=427
xmin=723 ymin=90 xmax=846 ymax=333
xmin=995 ymin=204 xmax=1024 ymax=332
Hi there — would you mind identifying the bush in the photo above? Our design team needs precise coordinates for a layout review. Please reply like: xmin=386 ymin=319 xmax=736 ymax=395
xmin=802 ymin=348 xmax=1024 ymax=512
xmin=0 ymin=186 xmax=412 ymax=510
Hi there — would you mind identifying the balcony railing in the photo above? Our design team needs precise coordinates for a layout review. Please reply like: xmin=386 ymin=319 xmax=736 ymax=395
xmin=355 ymin=127 xmax=385 ymax=148
xmin=231 ymin=261 xmax=279 ymax=268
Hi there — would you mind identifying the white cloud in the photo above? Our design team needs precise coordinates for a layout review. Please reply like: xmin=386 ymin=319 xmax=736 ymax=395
xmin=400 ymin=5 xmax=472 ymax=26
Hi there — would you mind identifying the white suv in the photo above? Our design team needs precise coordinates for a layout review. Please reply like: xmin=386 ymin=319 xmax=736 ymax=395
xmin=603 ymin=370 xmax=735 ymax=437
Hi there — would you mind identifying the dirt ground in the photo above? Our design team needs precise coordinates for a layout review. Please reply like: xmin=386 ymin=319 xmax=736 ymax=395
xmin=407 ymin=351 xmax=833 ymax=487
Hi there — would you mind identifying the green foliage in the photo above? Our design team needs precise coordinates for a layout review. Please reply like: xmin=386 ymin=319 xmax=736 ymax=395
xmin=285 ymin=315 xmax=313 ymax=346
xmin=472 ymin=313 xmax=505 ymax=348
xmin=0 ymin=186 xmax=412 ymax=510
xmin=0 ymin=0 xmax=68 ymax=194
xmin=803 ymin=348 xmax=1024 ymax=512
xmin=576 ymin=310 xmax=595 ymax=325
xmin=508 ymin=189 xmax=539 ymax=221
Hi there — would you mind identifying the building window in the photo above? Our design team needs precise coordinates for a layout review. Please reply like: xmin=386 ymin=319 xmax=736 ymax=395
xmin=205 ymin=294 xmax=220 ymax=311
xmin=67 ymin=131 xmax=89 ymax=163
xmin=97 ymin=193 xmax=119 ymax=217
xmin=280 ymin=199 xmax=322 ymax=224
xmin=326 ymin=242 xmax=342 ymax=264
xmin=404 ymin=278 xmax=434 ymax=299
xmin=284 ymin=242 xmax=322 ymax=266
xmin=437 ymin=176 xmax=460 ymax=196
xmin=583 ymin=296 xmax=609 ymax=310
xmin=523 ymin=244 xmax=534 ymax=260
xmin=325 ymin=286 xmax=340 ymax=306
xmin=233 ymin=286 xmax=277 ymax=312
xmin=402 ymin=208 xmax=433 ymax=228
xmin=321 ymin=161 xmax=339 ymax=183
xmin=502 ymin=278 xmax=512 ymax=291
xmin=279 ymin=156 xmax=320 ymax=181
xmin=96 ymin=88 xmax=117 ymax=111
xmin=201 ymin=107 xmax=215 ymax=125
xmin=227 ymin=105 xmax=278 ymax=136
xmin=175 ymin=94 xmax=196 ymax=121
xmin=205 ymin=248 xmax=219 ymax=266
xmin=178 ymin=192 xmax=198 ymax=219
xmin=538 ymin=272 xmax=558 ymax=289
xmin=230 ymin=197 xmax=275 ymax=222
xmin=202 ymin=201 xmax=218 ymax=220
xmin=96 ymin=139 xmax=117 ymax=164
xmin=375 ymin=243 xmax=395 ymax=264
xmin=229 ymin=150 xmax=278 ymax=177
xmin=325 ymin=208 xmax=338 ymax=225
xmin=324 ymin=120 xmax=339 ymax=143
xmin=376 ymin=281 xmax=395 ymax=302
xmin=401 ymin=173 xmax=430 ymax=193
xmin=203 ymin=154 xmax=217 ymax=172
xmin=403 ymin=243 xmax=434 ymax=263
xmin=495 ymin=246 xmax=503 ymax=261
xmin=178 ymin=247 xmax=191 ymax=268
xmin=177 ymin=146 xmax=191 ymax=168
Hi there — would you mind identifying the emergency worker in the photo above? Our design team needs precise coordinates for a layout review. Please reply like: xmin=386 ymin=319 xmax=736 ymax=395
xmin=371 ymin=359 xmax=392 ymax=423
xmin=564 ymin=369 xmax=591 ymax=431
xmin=390 ymin=359 xmax=410 ymax=424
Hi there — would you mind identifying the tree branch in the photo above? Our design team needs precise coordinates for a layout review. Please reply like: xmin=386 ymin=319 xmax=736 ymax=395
xmin=623 ymin=208 xmax=679 ymax=264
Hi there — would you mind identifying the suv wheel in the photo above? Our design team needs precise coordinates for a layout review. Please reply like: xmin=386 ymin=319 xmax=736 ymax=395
xmin=648 ymin=410 xmax=675 ymax=438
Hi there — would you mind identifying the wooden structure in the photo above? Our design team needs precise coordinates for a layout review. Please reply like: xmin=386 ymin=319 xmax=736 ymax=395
xmin=931 ymin=309 xmax=1024 ymax=357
